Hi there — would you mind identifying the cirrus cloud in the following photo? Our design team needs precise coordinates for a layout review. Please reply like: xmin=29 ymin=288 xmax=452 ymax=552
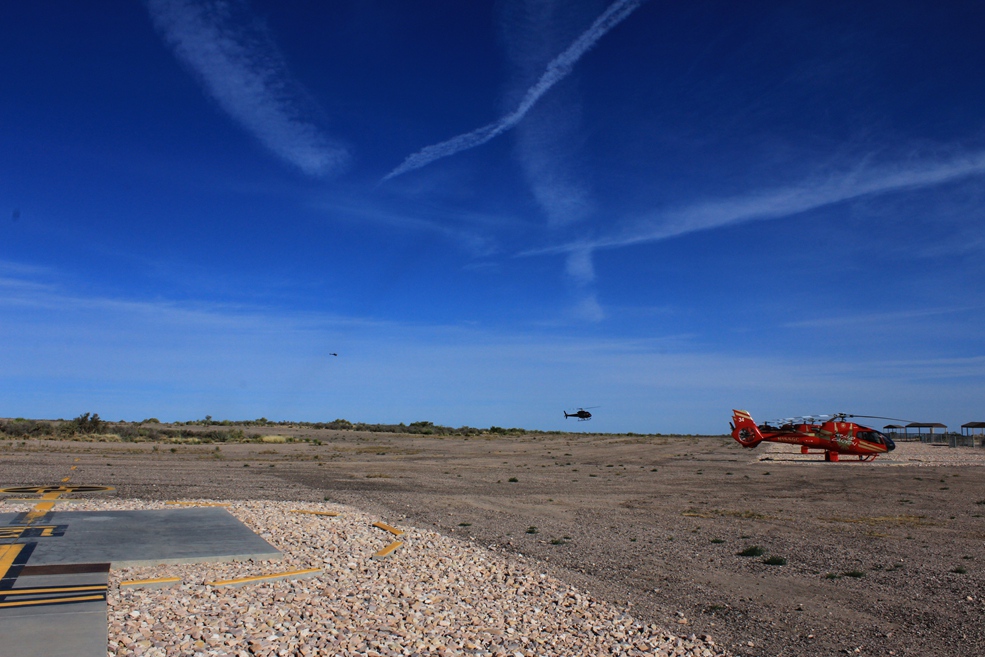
xmin=146 ymin=0 xmax=348 ymax=177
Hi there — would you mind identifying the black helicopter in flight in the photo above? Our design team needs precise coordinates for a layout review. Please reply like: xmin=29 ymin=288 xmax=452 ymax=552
xmin=564 ymin=407 xmax=598 ymax=421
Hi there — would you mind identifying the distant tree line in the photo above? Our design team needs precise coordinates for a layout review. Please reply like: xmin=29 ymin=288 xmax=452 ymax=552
xmin=161 ymin=417 xmax=534 ymax=436
xmin=0 ymin=413 xmax=106 ymax=438
xmin=1 ymin=413 xmax=692 ymax=441
xmin=0 ymin=414 xmax=244 ymax=443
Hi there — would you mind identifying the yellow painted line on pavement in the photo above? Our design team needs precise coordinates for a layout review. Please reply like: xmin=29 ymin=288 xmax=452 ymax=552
xmin=372 ymin=521 xmax=404 ymax=536
xmin=61 ymin=477 xmax=71 ymax=483
xmin=70 ymin=465 xmax=77 ymax=470
xmin=0 ymin=593 xmax=105 ymax=608
xmin=2 ymin=498 xmax=84 ymax=504
xmin=25 ymin=490 xmax=65 ymax=522
xmin=0 ymin=544 xmax=25 ymax=578
xmin=206 ymin=568 xmax=321 ymax=588
xmin=27 ymin=500 xmax=55 ymax=513
xmin=2 ymin=585 xmax=107 ymax=596
xmin=373 ymin=540 xmax=404 ymax=559
xmin=290 ymin=510 xmax=340 ymax=517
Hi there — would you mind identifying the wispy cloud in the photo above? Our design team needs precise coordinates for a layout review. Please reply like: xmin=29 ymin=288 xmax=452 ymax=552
xmin=146 ymin=0 xmax=347 ymax=177
xmin=382 ymin=0 xmax=644 ymax=181
xmin=564 ymin=247 xmax=595 ymax=284
xmin=505 ymin=0 xmax=596 ymax=230
xmin=565 ymin=248 xmax=605 ymax=321
xmin=306 ymin=193 xmax=521 ymax=256
xmin=523 ymin=151 xmax=985 ymax=256
xmin=572 ymin=292 xmax=605 ymax=322
xmin=783 ymin=305 xmax=980 ymax=329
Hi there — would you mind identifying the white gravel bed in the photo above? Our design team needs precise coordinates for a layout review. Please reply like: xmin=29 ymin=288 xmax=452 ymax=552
xmin=8 ymin=498 xmax=726 ymax=657
xmin=757 ymin=440 xmax=985 ymax=466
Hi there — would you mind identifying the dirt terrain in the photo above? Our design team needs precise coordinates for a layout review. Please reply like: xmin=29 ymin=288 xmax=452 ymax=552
xmin=3 ymin=431 xmax=985 ymax=656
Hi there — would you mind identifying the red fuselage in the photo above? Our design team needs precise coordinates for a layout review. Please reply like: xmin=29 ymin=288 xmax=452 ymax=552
xmin=731 ymin=410 xmax=895 ymax=461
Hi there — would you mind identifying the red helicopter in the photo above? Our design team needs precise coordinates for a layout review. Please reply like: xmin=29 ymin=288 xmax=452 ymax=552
xmin=730 ymin=409 xmax=897 ymax=462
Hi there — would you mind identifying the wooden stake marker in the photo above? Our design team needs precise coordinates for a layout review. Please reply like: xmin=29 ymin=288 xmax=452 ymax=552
xmin=373 ymin=540 xmax=404 ymax=559
xmin=165 ymin=501 xmax=231 ymax=507
xmin=120 ymin=577 xmax=181 ymax=590
xmin=206 ymin=568 xmax=321 ymax=588
xmin=372 ymin=521 xmax=404 ymax=536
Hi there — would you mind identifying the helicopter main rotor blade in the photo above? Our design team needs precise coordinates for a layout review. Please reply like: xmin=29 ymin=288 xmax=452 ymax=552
xmin=837 ymin=413 xmax=914 ymax=423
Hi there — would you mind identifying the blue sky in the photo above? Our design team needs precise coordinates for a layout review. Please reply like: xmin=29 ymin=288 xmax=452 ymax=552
xmin=2 ymin=0 xmax=984 ymax=433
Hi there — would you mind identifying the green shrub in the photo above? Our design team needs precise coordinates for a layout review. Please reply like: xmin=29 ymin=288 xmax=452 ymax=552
xmin=763 ymin=556 xmax=786 ymax=566
xmin=201 ymin=429 xmax=244 ymax=443
xmin=65 ymin=413 xmax=105 ymax=435
xmin=0 ymin=419 xmax=56 ymax=437
xmin=737 ymin=546 xmax=765 ymax=557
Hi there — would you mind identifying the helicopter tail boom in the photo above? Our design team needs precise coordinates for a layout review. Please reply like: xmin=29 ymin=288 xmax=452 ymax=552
xmin=731 ymin=409 xmax=765 ymax=448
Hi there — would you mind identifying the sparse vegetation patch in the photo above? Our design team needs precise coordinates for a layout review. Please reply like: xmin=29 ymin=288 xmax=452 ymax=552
xmin=737 ymin=546 xmax=765 ymax=557
xmin=822 ymin=515 xmax=933 ymax=526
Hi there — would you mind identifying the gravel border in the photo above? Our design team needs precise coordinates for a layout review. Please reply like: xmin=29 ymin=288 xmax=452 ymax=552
xmin=5 ymin=498 xmax=726 ymax=657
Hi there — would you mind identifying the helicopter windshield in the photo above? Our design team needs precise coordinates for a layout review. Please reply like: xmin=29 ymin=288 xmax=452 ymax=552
xmin=858 ymin=430 xmax=895 ymax=450
xmin=857 ymin=430 xmax=881 ymax=443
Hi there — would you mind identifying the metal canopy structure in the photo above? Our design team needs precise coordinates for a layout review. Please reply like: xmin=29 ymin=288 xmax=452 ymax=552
xmin=883 ymin=424 xmax=905 ymax=439
xmin=903 ymin=422 xmax=948 ymax=444
xmin=961 ymin=422 xmax=985 ymax=447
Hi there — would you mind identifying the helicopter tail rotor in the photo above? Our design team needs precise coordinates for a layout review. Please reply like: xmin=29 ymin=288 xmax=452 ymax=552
xmin=731 ymin=409 xmax=765 ymax=448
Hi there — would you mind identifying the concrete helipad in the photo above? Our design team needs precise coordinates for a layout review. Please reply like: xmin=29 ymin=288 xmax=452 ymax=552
xmin=1 ymin=488 xmax=281 ymax=657
xmin=0 ymin=508 xmax=282 ymax=567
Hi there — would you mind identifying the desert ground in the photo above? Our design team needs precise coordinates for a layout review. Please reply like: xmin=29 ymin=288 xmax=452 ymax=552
xmin=3 ymin=430 xmax=985 ymax=656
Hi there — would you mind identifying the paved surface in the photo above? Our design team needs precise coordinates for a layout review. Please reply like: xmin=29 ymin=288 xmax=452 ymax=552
xmin=1 ymin=493 xmax=281 ymax=657
xmin=0 ymin=564 xmax=109 ymax=657
xmin=4 ymin=434 xmax=985 ymax=656
xmin=0 ymin=508 xmax=282 ymax=567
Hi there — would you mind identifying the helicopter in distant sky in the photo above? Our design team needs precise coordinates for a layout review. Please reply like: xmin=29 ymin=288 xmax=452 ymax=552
xmin=565 ymin=407 xmax=598 ymax=421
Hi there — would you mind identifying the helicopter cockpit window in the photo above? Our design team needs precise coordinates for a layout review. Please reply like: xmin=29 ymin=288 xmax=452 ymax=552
xmin=857 ymin=431 xmax=886 ymax=444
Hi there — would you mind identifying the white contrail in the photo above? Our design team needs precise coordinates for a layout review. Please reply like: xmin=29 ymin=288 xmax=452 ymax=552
xmin=521 ymin=151 xmax=985 ymax=256
xmin=383 ymin=0 xmax=644 ymax=181
xmin=146 ymin=0 xmax=347 ymax=177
